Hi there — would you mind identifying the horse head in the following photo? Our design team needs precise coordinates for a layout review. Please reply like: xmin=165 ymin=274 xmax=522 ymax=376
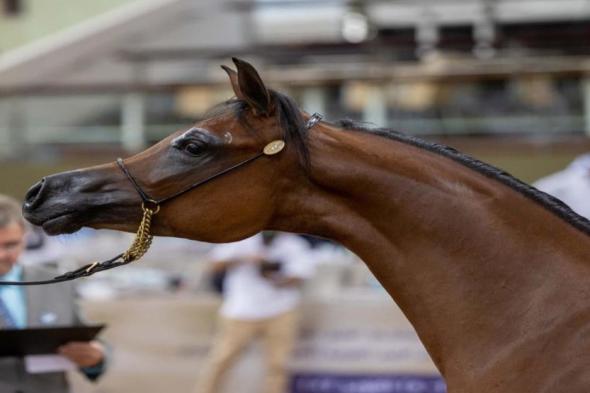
xmin=22 ymin=58 xmax=313 ymax=243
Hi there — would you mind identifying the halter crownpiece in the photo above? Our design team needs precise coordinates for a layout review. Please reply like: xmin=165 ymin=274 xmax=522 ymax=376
xmin=306 ymin=112 xmax=323 ymax=129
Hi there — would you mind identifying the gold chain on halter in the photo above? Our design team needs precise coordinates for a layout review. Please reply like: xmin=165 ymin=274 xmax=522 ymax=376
xmin=121 ymin=203 xmax=160 ymax=263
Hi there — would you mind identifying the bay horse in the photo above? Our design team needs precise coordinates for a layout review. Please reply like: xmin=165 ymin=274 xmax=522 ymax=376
xmin=22 ymin=58 xmax=590 ymax=392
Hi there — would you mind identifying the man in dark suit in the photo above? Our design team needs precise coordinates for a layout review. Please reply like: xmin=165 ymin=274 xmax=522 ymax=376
xmin=0 ymin=194 xmax=107 ymax=393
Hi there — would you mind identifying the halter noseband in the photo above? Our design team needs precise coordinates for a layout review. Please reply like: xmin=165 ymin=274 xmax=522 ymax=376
xmin=0 ymin=113 xmax=323 ymax=286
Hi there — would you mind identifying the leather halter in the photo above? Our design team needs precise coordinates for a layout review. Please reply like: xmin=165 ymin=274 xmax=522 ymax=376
xmin=116 ymin=152 xmax=265 ymax=207
xmin=117 ymin=112 xmax=323 ymax=206
xmin=0 ymin=113 xmax=323 ymax=286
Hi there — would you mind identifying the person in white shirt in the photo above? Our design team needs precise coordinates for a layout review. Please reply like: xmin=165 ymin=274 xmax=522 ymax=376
xmin=533 ymin=153 xmax=590 ymax=219
xmin=196 ymin=232 xmax=315 ymax=393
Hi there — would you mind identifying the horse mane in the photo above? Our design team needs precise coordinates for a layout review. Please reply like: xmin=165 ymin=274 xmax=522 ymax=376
xmin=271 ymin=91 xmax=311 ymax=169
xmin=335 ymin=118 xmax=590 ymax=238
xmin=212 ymin=90 xmax=590 ymax=238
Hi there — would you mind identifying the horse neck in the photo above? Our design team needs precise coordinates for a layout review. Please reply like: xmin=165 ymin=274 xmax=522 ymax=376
xmin=276 ymin=125 xmax=590 ymax=382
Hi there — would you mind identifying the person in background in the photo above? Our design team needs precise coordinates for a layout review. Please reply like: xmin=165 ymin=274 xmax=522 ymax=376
xmin=0 ymin=194 xmax=107 ymax=393
xmin=196 ymin=231 xmax=315 ymax=393
xmin=533 ymin=153 xmax=590 ymax=219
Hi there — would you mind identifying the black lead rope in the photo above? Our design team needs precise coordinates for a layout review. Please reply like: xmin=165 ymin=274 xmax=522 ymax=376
xmin=0 ymin=113 xmax=323 ymax=286
xmin=0 ymin=253 xmax=126 ymax=286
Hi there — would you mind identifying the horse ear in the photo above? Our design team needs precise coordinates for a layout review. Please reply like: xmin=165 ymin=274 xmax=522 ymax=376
xmin=221 ymin=65 xmax=244 ymax=100
xmin=232 ymin=57 xmax=273 ymax=116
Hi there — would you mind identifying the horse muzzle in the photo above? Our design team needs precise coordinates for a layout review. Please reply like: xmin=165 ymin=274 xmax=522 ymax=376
xmin=22 ymin=176 xmax=81 ymax=234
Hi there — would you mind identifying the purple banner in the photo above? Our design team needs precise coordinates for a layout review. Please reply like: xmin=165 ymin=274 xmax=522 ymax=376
xmin=291 ymin=373 xmax=446 ymax=393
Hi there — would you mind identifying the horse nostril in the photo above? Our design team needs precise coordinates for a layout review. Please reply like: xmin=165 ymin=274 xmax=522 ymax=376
xmin=23 ymin=178 xmax=46 ymax=211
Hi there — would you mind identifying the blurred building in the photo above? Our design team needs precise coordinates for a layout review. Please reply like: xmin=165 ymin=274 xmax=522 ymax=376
xmin=1 ymin=0 xmax=590 ymax=174
xmin=4 ymin=3 xmax=590 ymax=392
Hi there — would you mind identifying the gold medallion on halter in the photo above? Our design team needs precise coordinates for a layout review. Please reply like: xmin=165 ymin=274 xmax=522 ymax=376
xmin=263 ymin=140 xmax=286 ymax=155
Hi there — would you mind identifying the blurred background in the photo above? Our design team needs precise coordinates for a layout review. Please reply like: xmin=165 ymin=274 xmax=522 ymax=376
xmin=2 ymin=0 xmax=590 ymax=392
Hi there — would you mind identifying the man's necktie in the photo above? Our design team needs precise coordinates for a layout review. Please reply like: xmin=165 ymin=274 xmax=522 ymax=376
xmin=0 ymin=295 xmax=16 ymax=328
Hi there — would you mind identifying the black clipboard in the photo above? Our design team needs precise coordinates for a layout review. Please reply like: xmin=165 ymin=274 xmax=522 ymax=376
xmin=0 ymin=325 xmax=105 ymax=357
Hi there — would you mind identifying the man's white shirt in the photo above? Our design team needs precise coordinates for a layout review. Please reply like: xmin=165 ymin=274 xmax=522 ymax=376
xmin=209 ymin=233 xmax=315 ymax=320
xmin=533 ymin=153 xmax=590 ymax=219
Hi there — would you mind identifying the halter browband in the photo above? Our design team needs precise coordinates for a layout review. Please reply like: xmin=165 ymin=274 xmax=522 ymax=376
xmin=0 ymin=113 xmax=323 ymax=286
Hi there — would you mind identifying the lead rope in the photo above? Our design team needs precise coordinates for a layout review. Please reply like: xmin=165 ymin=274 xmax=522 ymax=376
xmin=0 ymin=204 xmax=162 ymax=286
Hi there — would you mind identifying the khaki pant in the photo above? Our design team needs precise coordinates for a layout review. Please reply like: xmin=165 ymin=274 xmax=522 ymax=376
xmin=196 ymin=310 xmax=299 ymax=393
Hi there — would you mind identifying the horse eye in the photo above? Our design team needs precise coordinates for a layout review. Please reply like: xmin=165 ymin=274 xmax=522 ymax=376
xmin=183 ymin=142 xmax=204 ymax=156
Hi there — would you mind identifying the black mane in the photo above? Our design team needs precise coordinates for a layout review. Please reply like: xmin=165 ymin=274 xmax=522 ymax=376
xmin=335 ymin=119 xmax=590 ymax=238
xmin=271 ymin=91 xmax=311 ymax=169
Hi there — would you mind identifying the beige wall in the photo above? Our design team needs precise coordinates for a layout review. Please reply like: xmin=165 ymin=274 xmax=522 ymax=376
xmin=70 ymin=294 xmax=440 ymax=393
